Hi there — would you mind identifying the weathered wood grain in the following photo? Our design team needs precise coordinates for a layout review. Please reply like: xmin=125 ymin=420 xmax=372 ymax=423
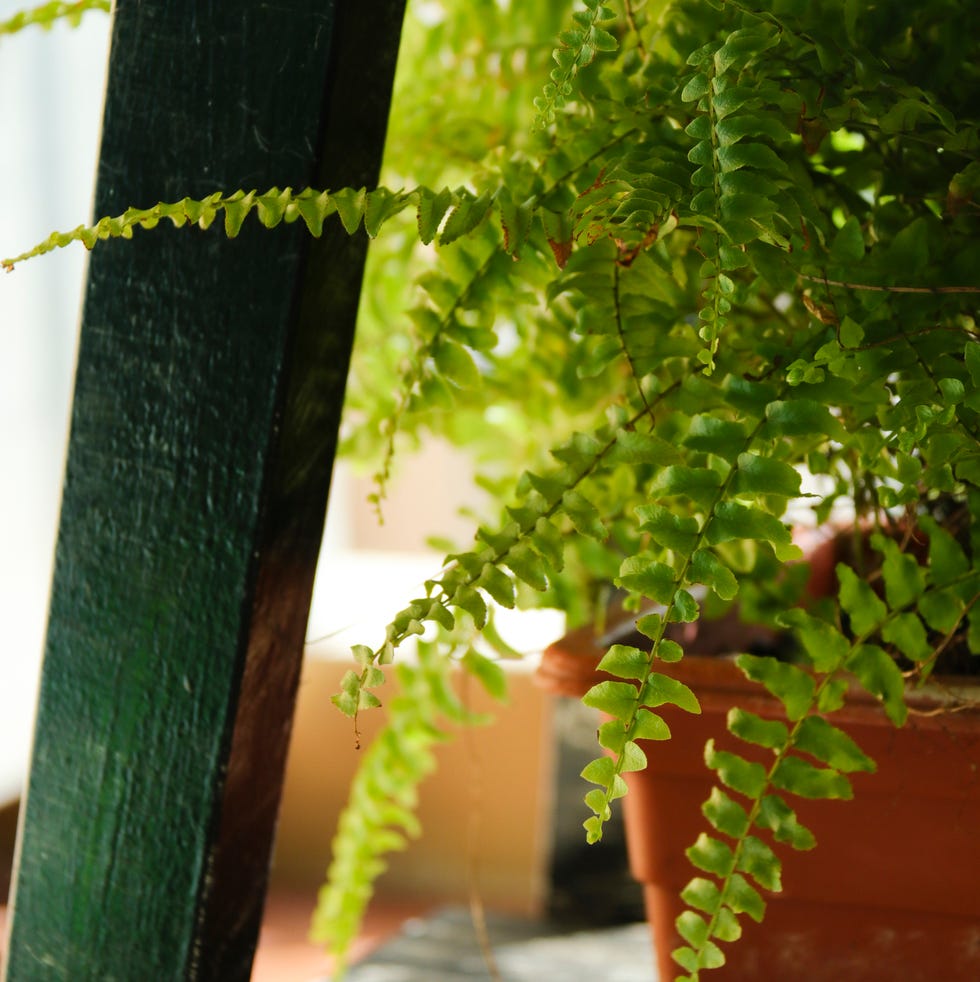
xmin=3 ymin=1 xmax=405 ymax=978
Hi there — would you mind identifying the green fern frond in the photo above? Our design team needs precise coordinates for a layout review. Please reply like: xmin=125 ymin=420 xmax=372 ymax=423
xmin=679 ymin=20 xmax=789 ymax=372
xmin=367 ymin=127 xmax=650 ymax=514
xmin=369 ymin=231 xmax=512 ymax=517
xmin=533 ymin=0 xmax=619 ymax=128
xmin=312 ymin=638 xmax=473 ymax=978
xmin=334 ymin=406 xmax=656 ymax=718
xmin=674 ymin=542 xmax=980 ymax=978
xmin=0 ymin=185 xmax=497 ymax=270
xmin=672 ymin=649 xmax=872 ymax=978
xmin=0 ymin=0 xmax=110 ymax=36
xmin=580 ymin=405 xmax=812 ymax=843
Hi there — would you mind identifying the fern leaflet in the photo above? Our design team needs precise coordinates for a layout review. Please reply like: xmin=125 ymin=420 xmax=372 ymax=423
xmin=0 ymin=0 xmax=109 ymax=36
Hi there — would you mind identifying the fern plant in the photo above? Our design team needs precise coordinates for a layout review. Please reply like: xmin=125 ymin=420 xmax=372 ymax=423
xmin=7 ymin=0 xmax=980 ymax=978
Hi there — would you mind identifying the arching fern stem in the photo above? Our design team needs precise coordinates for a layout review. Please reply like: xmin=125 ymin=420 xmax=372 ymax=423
xmin=0 ymin=0 xmax=109 ymax=36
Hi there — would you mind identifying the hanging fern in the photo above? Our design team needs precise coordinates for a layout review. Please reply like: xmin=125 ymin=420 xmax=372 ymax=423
xmin=7 ymin=0 xmax=980 ymax=978
xmin=674 ymin=536 xmax=980 ymax=978
xmin=311 ymin=633 xmax=502 ymax=977
xmin=533 ymin=0 xmax=620 ymax=127
xmin=580 ymin=400 xmax=813 ymax=843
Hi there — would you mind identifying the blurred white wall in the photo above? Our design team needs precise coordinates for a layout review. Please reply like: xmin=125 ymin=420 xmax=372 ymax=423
xmin=0 ymin=7 xmax=111 ymax=802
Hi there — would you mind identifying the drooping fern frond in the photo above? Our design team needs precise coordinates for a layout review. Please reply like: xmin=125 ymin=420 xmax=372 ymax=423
xmin=367 ymin=221 xmax=519 ymax=519
xmin=8 ymin=0 xmax=979 ymax=977
xmin=673 ymin=530 xmax=980 ymax=979
xmin=0 ymin=0 xmax=109 ymax=36
xmin=533 ymin=0 xmax=619 ymax=128
xmin=678 ymin=20 xmax=792 ymax=372
xmin=0 ymin=184 xmax=494 ymax=270
xmin=367 ymin=126 xmax=652 ymax=514
xmin=333 ymin=401 xmax=662 ymax=716
xmin=579 ymin=388 xmax=816 ymax=843
xmin=317 ymin=381 xmax=709 ymax=970
xmin=311 ymin=634 xmax=499 ymax=978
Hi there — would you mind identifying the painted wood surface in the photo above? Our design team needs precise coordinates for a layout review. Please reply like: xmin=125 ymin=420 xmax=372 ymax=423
xmin=3 ymin=1 xmax=405 ymax=978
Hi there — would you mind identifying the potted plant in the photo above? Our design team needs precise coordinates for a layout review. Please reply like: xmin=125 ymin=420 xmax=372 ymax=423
xmin=6 ymin=0 xmax=979 ymax=979
xmin=537 ymin=570 xmax=980 ymax=980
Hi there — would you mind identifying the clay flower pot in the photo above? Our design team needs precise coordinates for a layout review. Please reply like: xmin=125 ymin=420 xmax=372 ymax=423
xmin=536 ymin=617 xmax=980 ymax=981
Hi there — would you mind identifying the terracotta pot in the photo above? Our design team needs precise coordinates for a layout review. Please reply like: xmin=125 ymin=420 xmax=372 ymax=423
xmin=536 ymin=620 xmax=980 ymax=981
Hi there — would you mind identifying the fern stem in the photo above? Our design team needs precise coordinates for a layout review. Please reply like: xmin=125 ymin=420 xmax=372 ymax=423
xmin=371 ymin=244 xmax=501 ymax=517
xmin=0 ymin=0 xmax=109 ymax=36
xmin=612 ymin=261 xmax=655 ymax=420
xmin=801 ymin=273 xmax=980 ymax=295
xmin=620 ymin=0 xmax=647 ymax=58
xmin=372 ymin=126 xmax=641 ymax=510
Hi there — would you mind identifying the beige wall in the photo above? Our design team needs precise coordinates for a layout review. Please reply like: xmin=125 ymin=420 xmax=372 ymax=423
xmin=277 ymin=439 xmax=563 ymax=915
xmin=326 ymin=441 xmax=487 ymax=554
xmin=271 ymin=654 xmax=556 ymax=917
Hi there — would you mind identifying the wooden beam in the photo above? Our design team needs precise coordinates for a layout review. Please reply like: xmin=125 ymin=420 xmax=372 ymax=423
xmin=3 ymin=1 xmax=405 ymax=978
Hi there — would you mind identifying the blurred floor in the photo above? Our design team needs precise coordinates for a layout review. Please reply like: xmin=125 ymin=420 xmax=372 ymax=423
xmin=252 ymin=890 xmax=431 ymax=982
xmin=341 ymin=905 xmax=655 ymax=982
xmin=0 ymin=891 xmax=430 ymax=981
xmin=1 ymin=894 xmax=654 ymax=981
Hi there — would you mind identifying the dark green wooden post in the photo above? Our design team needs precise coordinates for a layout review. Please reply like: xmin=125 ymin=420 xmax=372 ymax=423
xmin=3 ymin=1 xmax=405 ymax=978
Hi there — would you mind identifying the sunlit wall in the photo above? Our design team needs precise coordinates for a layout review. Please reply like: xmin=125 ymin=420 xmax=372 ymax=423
xmin=0 ymin=8 xmax=111 ymax=801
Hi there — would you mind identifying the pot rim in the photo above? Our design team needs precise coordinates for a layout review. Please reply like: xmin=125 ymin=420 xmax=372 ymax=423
xmin=535 ymin=621 xmax=980 ymax=730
